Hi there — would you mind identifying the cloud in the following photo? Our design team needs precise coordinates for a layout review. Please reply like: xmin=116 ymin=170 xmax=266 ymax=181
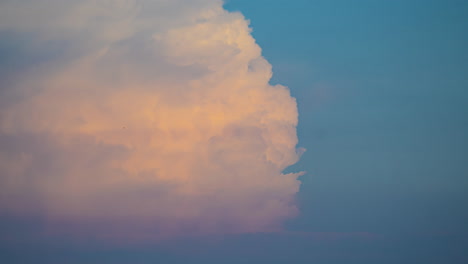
xmin=0 ymin=0 xmax=303 ymax=240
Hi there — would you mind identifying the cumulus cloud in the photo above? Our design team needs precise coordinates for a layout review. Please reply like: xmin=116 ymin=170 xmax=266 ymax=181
xmin=0 ymin=0 xmax=304 ymax=239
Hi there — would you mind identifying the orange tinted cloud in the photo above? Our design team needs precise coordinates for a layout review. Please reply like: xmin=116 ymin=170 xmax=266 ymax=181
xmin=0 ymin=0 xmax=304 ymax=239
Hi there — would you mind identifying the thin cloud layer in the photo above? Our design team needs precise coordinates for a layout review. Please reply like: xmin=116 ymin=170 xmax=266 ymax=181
xmin=0 ymin=0 xmax=304 ymax=239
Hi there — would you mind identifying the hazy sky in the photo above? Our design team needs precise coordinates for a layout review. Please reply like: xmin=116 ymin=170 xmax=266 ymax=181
xmin=1 ymin=0 xmax=468 ymax=263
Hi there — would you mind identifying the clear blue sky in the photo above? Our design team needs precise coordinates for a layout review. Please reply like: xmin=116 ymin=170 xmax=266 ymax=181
xmin=226 ymin=0 xmax=468 ymax=262
xmin=1 ymin=0 xmax=467 ymax=263
xmin=224 ymin=0 xmax=468 ymax=231
xmin=226 ymin=0 xmax=468 ymax=263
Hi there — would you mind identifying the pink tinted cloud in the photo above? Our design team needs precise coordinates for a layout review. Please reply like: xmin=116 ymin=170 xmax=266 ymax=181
xmin=0 ymin=0 xmax=304 ymax=240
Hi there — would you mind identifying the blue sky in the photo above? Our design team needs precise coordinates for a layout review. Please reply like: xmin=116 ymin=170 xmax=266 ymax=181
xmin=226 ymin=0 xmax=468 ymax=229
xmin=1 ymin=0 xmax=468 ymax=263
xmin=224 ymin=0 xmax=468 ymax=261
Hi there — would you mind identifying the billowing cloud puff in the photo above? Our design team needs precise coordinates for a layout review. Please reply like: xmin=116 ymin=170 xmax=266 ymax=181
xmin=0 ymin=0 xmax=304 ymax=239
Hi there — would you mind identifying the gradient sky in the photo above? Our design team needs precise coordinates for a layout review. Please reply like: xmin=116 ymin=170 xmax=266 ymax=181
xmin=1 ymin=0 xmax=468 ymax=263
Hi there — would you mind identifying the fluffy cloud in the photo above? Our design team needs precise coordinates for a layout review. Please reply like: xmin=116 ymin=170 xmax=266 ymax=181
xmin=0 ymin=0 xmax=304 ymax=240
